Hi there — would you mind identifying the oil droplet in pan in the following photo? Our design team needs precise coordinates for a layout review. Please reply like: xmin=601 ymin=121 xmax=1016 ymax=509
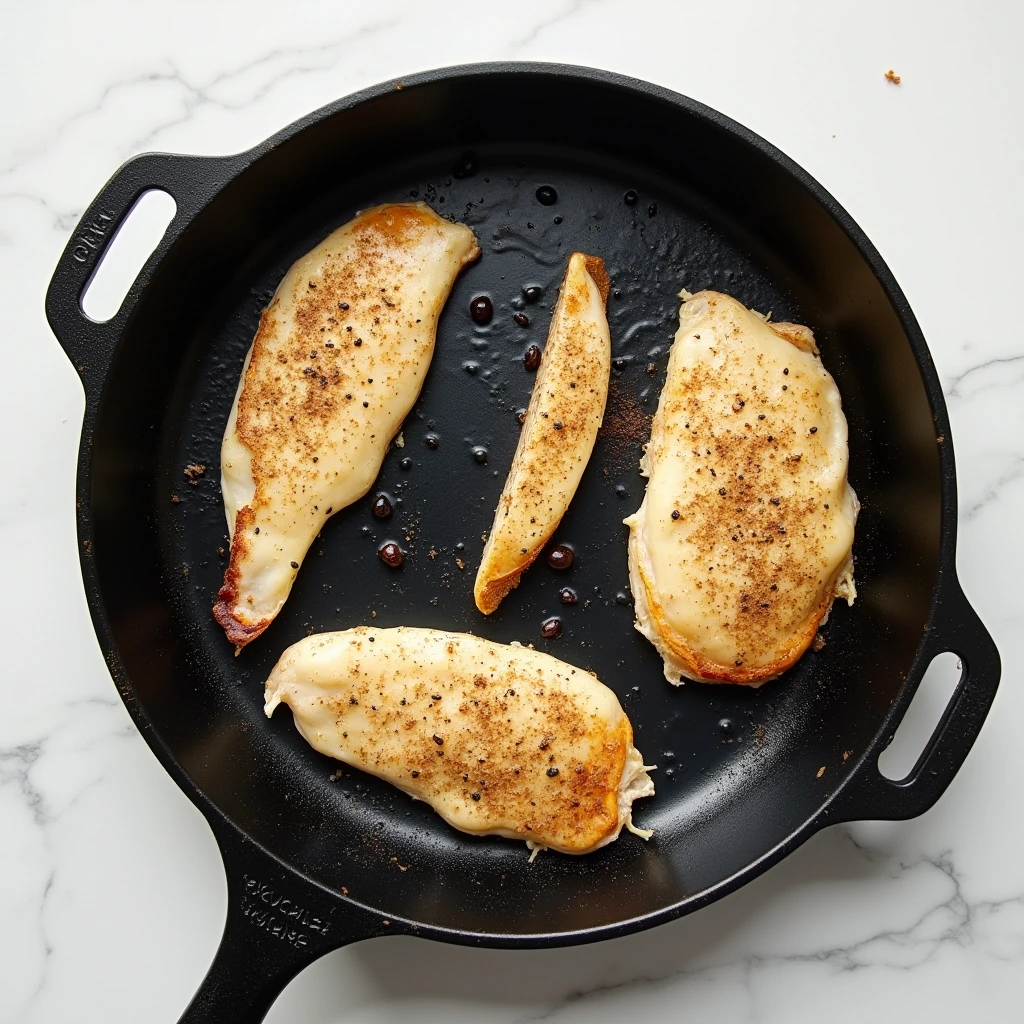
xmin=469 ymin=296 xmax=493 ymax=324
xmin=541 ymin=616 xmax=562 ymax=638
xmin=378 ymin=541 xmax=404 ymax=568
xmin=546 ymin=544 xmax=574 ymax=570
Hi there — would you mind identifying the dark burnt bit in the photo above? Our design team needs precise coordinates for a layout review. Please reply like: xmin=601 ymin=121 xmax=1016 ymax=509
xmin=471 ymin=791 xmax=481 ymax=800
xmin=513 ymin=312 xmax=530 ymax=328
xmin=535 ymin=185 xmax=558 ymax=205
xmin=648 ymin=203 xmax=658 ymax=217
xmin=378 ymin=541 xmax=404 ymax=568
xmin=424 ymin=433 xmax=440 ymax=450
xmin=541 ymin=617 xmax=562 ymax=638
xmin=545 ymin=544 xmax=574 ymax=570
xmin=400 ymin=457 xmax=412 ymax=471
xmin=432 ymin=734 xmax=444 ymax=745
xmin=671 ymin=509 xmax=680 ymax=520
xmin=623 ymin=189 xmax=638 ymax=206
xmin=472 ymin=446 xmax=488 ymax=464
xmin=469 ymin=295 xmax=493 ymax=324
xmin=372 ymin=493 xmax=393 ymax=519
xmin=559 ymin=586 xmax=578 ymax=605
xmin=546 ymin=766 xmax=560 ymax=777
xmin=522 ymin=285 xmax=542 ymax=303
xmin=523 ymin=345 xmax=542 ymax=371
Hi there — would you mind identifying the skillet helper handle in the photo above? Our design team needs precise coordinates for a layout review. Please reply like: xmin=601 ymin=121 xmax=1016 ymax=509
xmin=179 ymin=825 xmax=386 ymax=1024
xmin=830 ymin=577 xmax=1000 ymax=823
xmin=44 ymin=151 xmax=242 ymax=385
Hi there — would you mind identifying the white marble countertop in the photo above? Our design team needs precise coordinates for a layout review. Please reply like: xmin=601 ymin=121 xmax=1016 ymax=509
xmin=2 ymin=1 xmax=1022 ymax=1021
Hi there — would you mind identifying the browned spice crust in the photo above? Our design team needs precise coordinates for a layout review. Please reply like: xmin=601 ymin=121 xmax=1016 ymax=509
xmin=582 ymin=254 xmax=610 ymax=306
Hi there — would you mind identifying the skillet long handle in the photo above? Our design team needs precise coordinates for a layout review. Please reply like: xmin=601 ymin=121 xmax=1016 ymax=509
xmin=179 ymin=822 xmax=386 ymax=1024
xmin=44 ymin=151 xmax=244 ymax=391
xmin=827 ymin=576 xmax=1000 ymax=823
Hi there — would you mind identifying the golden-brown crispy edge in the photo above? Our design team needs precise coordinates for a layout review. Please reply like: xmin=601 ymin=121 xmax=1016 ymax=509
xmin=633 ymin=549 xmax=838 ymax=685
xmin=212 ymin=506 xmax=273 ymax=649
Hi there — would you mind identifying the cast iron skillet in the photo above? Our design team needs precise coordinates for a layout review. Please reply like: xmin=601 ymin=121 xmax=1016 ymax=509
xmin=45 ymin=64 xmax=1000 ymax=1023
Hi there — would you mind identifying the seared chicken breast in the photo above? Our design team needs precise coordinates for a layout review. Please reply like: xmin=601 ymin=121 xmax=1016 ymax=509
xmin=475 ymin=253 xmax=611 ymax=614
xmin=625 ymin=290 xmax=858 ymax=686
xmin=216 ymin=203 xmax=479 ymax=648
xmin=265 ymin=627 xmax=654 ymax=856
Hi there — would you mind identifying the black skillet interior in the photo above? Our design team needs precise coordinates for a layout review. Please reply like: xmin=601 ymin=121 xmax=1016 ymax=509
xmin=49 ymin=66 xmax=999 ymax=960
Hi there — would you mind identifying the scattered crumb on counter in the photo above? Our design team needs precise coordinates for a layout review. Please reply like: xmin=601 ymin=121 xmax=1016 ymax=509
xmin=884 ymin=69 xmax=901 ymax=84
xmin=171 ymin=494 xmax=181 ymax=504
xmin=183 ymin=463 xmax=206 ymax=485
xmin=843 ymin=750 xmax=852 ymax=761
xmin=456 ymin=557 xmax=465 ymax=570
xmin=817 ymin=766 xmax=826 ymax=778
xmin=812 ymin=633 xmax=826 ymax=652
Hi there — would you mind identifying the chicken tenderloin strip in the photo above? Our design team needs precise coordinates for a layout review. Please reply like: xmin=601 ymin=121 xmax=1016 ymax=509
xmin=474 ymin=252 xmax=611 ymax=614
xmin=216 ymin=203 xmax=479 ymax=648
xmin=265 ymin=627 xmax=655 ymax=857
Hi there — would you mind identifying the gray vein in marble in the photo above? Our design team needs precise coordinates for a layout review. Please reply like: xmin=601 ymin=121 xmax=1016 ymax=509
xmin=512 ymin=833 xmax=1024 ymax=1023
xmin=0 ymin=193 xmax=80 ymax=233
xmin=1 ymin=16 xmax=401 ymax=183
xmin=507 ymin=0 xmax=601 ymax=51
xmin=964 ymin=458 xmax=1024 ymax=522
xmin=0 ymin=741 xmax=48 ymax=828
xmin=946 ymin=353 xmax=1024 ymax=400
xmin=0 ymin=695 xmax=128 ymax=1023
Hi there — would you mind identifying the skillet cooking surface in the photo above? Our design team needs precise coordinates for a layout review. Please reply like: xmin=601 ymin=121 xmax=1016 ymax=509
xmin=52 ymin=67 xmax=997 ymax=947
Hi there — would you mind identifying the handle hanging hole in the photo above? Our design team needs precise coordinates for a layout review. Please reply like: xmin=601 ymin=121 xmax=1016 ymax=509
xmin=80 ymin=189 xmax=176 ymax=323
xmin=878 ymin=651 xmax=963 ymax=782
